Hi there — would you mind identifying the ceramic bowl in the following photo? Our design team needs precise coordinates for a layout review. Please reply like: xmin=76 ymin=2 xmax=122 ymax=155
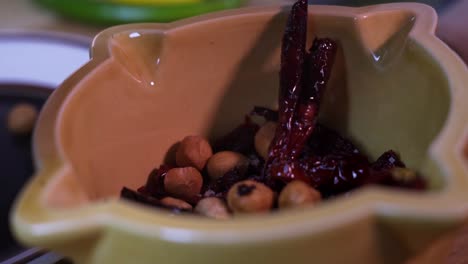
xmin=11 ymin=3 xmax=468 ymax=264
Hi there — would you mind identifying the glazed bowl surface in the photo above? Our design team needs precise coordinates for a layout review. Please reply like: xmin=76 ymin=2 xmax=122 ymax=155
xmin=12 ymin=3 xmax=468 ymax=264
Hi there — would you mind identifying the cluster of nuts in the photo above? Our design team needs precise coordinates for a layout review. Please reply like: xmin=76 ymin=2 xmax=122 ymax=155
xmin=127 ymin=118 xmax=422 ymax=219
xmin=154 ymin=123 xmax=322 ymax=219
xmin=156 ymin=135 xmax=235 ymax=219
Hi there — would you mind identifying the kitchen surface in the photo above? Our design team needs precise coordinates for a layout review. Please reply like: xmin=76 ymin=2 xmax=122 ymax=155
xmin=0 ymin=0 xmax=290 ymax=37
xmin=1 ymin=0 xmax=467 ymax=263
xmin=0 ymin=0 xmax=454 ymax=36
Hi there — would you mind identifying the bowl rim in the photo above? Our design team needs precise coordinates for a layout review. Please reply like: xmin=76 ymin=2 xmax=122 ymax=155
xmin=12 ymin=2 xmax=468 ymax=247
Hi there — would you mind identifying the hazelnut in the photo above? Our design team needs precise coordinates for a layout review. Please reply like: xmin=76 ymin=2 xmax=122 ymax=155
xmin=7 ymin=103 xmax=38 ymax=135
xmin=206 ymin=151 xmax=249 ymax=180
xmin=164 ymin=167 xmax=203 ymax=201
xmin=227 ymin=180 xmax=274 ymax=214
xmin=176 ymin=136 xmax=213 ymax=170
xmin=278 ymin=180 xmax=321 ymax=209
xmin=160 ymin=197 xmax=193 ymax=211
xmin=254 ymin=122 xmax=277 ymax=160
xmin=195 ymin=197 xmax=230 ymax=220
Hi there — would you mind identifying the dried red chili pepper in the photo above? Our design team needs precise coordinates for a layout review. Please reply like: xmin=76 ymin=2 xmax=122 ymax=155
xmin=301 ymin=153 xmax=370 ymax=196
xmin=267 ymin=0 xmax=307 ymax=161
xmin=121 ymin=187 xmax=163 ymax=207
xmin=264 ymin=0 xmax=308 ymax=182
xmin=288 ymin=38 xmax=337 ymax=158
xmin=305 ymin=124 xmax=360 ymax=157
xmin=254 ymin=99 xmax=425 ymax=195
xmin=144 ymin=165 xmax=172 ymax=198
xmin=301 ymin=148 xmax=425 ymax=196
xmin=121 ymin=187 xmax=191 ymax=213
xmin=265 ymin=0 xmax=338 ymax=185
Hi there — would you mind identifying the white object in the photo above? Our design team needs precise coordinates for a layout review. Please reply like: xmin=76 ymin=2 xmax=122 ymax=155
xmin=0 ymin=31 xmax=90 ymax=88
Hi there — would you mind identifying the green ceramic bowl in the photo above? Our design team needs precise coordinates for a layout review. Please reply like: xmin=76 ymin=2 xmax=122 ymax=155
xmin=35 ymin=0 xmax=246 ymax=25
xmin=11 ymin=3 xmax=468 ymax=264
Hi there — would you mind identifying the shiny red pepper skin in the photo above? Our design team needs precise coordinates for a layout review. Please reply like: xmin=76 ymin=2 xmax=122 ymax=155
xmin=265 ymin=0 xmax=338 ymax=184
xmin=288 ymin=38 xmax=337 ymax=159
xmin=267 ymin=0 xmax=308 ymax=163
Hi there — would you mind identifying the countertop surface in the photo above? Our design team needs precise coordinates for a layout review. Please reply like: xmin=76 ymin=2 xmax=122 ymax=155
xmin=0 ymin=0 xmax=292 ymax=37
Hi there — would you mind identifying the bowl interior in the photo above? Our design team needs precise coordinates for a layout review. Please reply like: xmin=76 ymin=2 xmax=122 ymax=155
xmin=44 ymin=7 xmax=450 ymax=207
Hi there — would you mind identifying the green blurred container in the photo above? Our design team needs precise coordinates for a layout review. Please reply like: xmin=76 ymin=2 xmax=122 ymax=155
xmin=35 ymin=0 xmax=246 ymax=25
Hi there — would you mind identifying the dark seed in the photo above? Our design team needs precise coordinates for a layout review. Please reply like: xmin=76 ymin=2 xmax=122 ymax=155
xmin=237 ymin=184 xmax=256 ymax=196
